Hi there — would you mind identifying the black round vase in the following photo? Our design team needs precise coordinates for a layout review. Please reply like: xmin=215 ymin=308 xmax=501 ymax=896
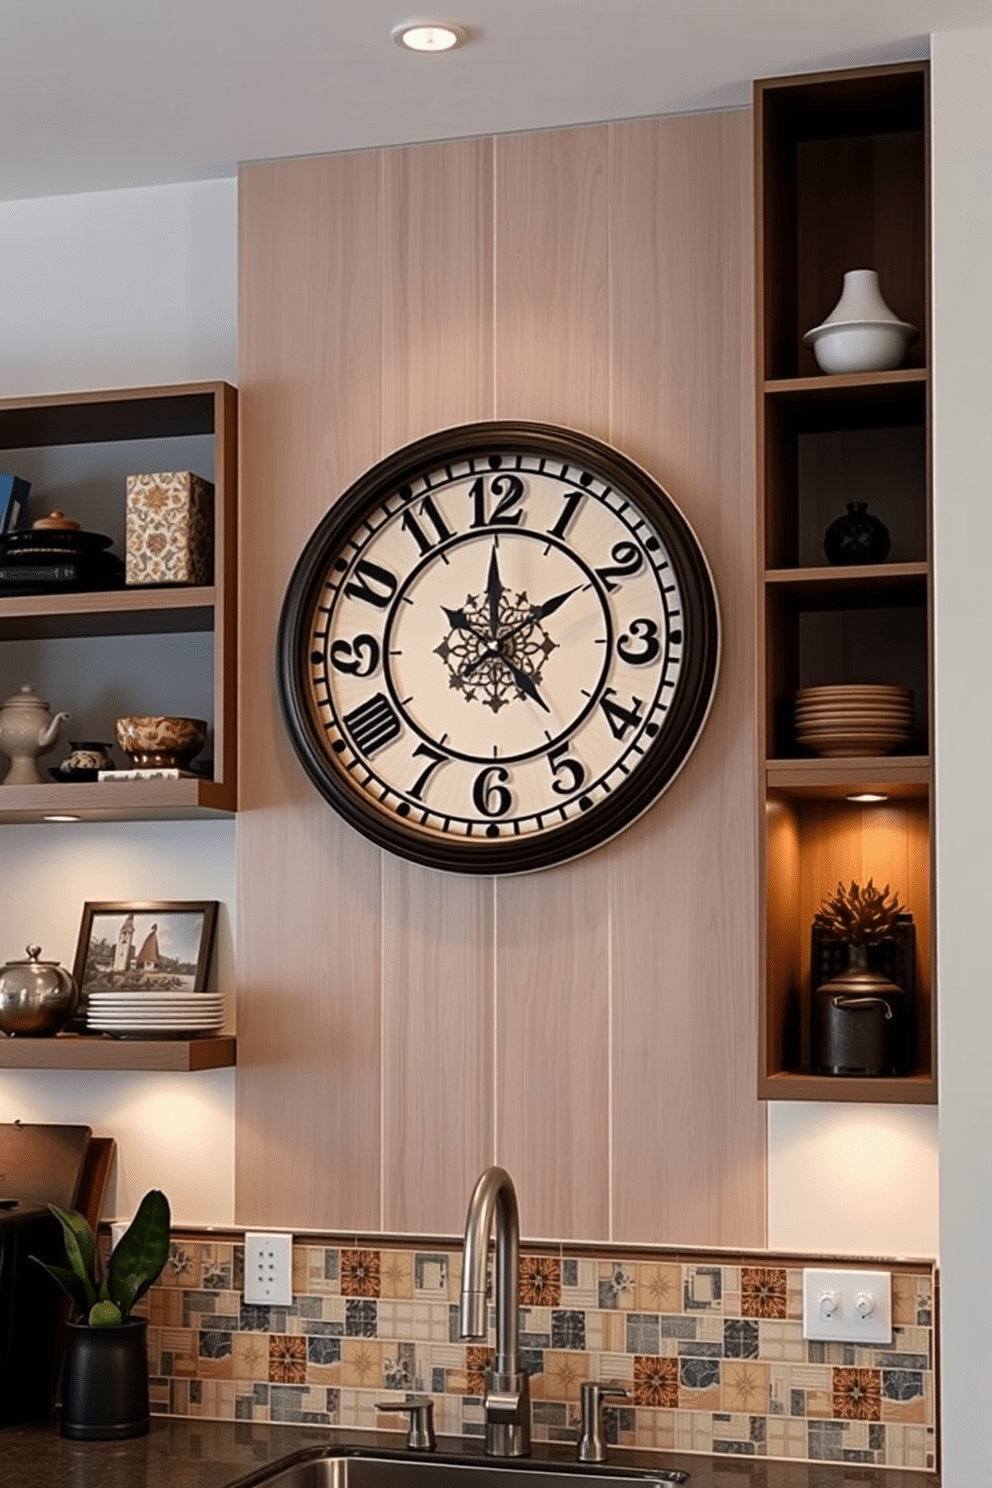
xmin=823 ymin=502 xmax=891 ymax=565
xmin=60 ymin=1318 xmax=149 ymax=1440
xmin=813 ymin=944 xmax=906 ymax=1076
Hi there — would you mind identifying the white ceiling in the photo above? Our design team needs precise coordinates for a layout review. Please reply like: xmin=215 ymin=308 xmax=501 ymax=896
xmin=2 ymin=0 xmax=989 ymax=203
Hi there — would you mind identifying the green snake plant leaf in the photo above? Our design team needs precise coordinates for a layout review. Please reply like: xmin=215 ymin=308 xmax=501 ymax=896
xmin=106 ymin=1189 xmax=171 ymax=1318
xmin=49 ymin=1204 xmax=98 ymax=1292
xmin=29 ymin=1257 xmax=93 ymax=1317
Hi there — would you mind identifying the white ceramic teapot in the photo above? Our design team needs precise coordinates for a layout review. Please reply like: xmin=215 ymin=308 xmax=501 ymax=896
xmin=0 ymin=685 xmax=70 ymax=785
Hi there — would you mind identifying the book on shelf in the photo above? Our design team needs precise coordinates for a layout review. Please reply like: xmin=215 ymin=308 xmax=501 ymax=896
xmin=0 ymin=474 xmax=30 ymax=534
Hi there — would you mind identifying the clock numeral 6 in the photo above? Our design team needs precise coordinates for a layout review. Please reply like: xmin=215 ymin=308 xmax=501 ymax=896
xmin=547 ymin=741 xmax=586 ymax=796
xmin=329 ymin=633 xmax=381 ymax=677
xmin=473 ymin=764 xmax=513 ymax=818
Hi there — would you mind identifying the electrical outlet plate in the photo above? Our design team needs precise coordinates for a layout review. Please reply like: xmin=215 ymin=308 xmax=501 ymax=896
xmin=244 ymin=1231 xmax=294 ymax=1306
xmin=802 ymin=1267 xmax=892 ymax=1344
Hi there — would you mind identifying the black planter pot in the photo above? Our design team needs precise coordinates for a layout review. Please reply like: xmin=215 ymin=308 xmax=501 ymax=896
xmin=60 ymin=1317 xmax=149 ymax=1440
xmin=813 ymin=944 xmax=908 ymax=1076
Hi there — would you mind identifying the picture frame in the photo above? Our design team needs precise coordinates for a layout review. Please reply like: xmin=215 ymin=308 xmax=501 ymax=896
xmin=72 ymin=901 xmax=218 ymax=1006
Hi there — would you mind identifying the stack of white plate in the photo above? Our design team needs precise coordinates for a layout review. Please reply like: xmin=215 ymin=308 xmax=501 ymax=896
xmin=86 ymin=991 xmax=224 ymax=1038
xmin=794 ymin=684 xmax=915 ymax=758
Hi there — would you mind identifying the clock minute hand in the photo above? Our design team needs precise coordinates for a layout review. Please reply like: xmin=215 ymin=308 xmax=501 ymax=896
xmin=486 ymin=547 xmax=504 ymax=640
xmin=499 ymin=584 xmax=580 ymax=643
xmin=494 ymin=651 xmax=550 ymax=713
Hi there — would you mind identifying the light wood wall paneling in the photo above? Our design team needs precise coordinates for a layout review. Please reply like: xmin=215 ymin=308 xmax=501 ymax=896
xmin=495 ymin=857 xmax=612 ymax=1241
xmin=237 ymin=151 xmax=386 ymax=1228
xmin=608 ymin=113 xmax=765 ymax=1246
xmin=493 ymin=126 xmax=611 ymax=432
xmin=381 ymin=870 xmax=495 ymax=1233
xmin=381 ymin=138 xmax=495 ymax=442
xmin=491 ymin=124 xmax=613 ymax=1240
xmin=379 ymin=138 xmax=497 ymax=1234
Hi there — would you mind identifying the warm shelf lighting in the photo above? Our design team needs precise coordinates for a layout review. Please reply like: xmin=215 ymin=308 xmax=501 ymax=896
xmin=845 ymin=792 xmax=889 ymax=804
xmin=43 ymin=814 xmax=82 ymax=823
xmin=391 ymin=20 xmax=467 ymax=52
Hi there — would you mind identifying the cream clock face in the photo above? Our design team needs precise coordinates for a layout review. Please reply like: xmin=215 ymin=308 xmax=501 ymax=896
xmin=278 ymin=422 xmax=719 ymax=874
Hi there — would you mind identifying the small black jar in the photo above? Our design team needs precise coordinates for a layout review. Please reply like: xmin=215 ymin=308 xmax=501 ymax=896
xmin=823 ymin=502 xmax=891 ymax=565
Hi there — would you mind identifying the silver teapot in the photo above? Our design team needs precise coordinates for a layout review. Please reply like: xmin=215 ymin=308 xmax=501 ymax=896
xmin=0 ymin=945 xmax=79 ymax=1036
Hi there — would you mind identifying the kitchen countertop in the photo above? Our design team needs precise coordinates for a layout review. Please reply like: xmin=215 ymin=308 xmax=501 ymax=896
xmin=0 ymin=1420 xmax=940 ymax=1488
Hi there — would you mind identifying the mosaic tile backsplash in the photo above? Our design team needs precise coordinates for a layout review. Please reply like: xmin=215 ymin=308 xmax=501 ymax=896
xmin=141 ymin=1232 xmax=936 ymax=1473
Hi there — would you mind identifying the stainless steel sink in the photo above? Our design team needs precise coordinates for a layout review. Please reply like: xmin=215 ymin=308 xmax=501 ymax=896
xmin=232 ymin=1450 xmax=688 ymax=1488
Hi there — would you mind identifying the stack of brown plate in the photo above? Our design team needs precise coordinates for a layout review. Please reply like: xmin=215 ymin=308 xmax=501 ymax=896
xmin=794 ymin=684 xmax=915 ymax=757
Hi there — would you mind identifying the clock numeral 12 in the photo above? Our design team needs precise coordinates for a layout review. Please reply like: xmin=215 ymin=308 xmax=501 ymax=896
xmin=469 ymin=474 xmax=524 ymax=528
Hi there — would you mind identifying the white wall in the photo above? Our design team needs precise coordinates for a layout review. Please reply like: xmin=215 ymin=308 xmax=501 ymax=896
xmin=0 ymin=179 xmax=238 ymax=1224
xmin=931 ymin=25 xmax=992 ymax=1486
xmin=0 ymin=179 xmax=236 ymax=397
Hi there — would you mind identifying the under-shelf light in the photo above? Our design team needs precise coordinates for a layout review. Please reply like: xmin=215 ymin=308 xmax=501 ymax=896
xmin=391 ymin=20 xmax=468 ymax=52
xmin=845 ymin=792 xmax=889 ymax=804
xmin=43 ymin=813 xmax=82 ymax=822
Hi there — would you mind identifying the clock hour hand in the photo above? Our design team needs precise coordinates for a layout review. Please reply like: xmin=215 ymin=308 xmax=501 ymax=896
xmin=441 ymin=605 xmax=492 ymax=646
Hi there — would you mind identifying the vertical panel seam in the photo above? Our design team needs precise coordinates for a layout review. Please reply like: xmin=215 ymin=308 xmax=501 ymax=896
xmin=378 ymin=146 xmax=387 ymax=1233
xmin=492 ymin=875 xmax=499 ymax=1164
xmin=492 ymin=134 xmax=498 ymax=421
xmin=606 ymin=124 xmax=615 ymax=1243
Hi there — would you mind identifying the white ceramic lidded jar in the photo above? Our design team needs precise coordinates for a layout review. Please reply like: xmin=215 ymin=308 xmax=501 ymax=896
xmin=803 ymin=269 xmax=918 ymax=374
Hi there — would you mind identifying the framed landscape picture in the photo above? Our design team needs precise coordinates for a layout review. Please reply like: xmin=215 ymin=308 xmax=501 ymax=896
xmin=72 ymin=900 xmax=218 ymax=1000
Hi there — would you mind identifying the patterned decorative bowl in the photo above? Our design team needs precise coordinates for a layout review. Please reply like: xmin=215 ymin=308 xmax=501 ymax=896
xmin=115 ymin=715 xmax=207 ymax=769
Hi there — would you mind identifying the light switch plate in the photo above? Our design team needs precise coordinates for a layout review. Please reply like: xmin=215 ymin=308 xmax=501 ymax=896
xmin=244 ymin=1231 xmax=294 ymax=1306
xmin=802 ymin=1267 xmax=892 ymax=1344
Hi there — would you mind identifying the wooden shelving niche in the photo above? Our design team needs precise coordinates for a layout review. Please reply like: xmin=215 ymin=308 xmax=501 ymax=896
xmin=0 ymin=382 xmax=237 ymax=822
xmin=755 ymin=62 xmax=935 ymax=1103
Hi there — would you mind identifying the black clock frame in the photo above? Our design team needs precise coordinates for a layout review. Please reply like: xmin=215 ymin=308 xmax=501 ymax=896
xmin=277 ymin=421 xmax=720 ymax=875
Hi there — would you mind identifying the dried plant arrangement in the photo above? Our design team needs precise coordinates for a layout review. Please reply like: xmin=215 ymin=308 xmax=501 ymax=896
xmin=812 ymin=878 xmax=904 ymax=945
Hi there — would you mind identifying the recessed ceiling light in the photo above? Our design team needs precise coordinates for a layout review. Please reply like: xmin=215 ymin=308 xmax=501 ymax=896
xmin=392 ymin=21 xmax=467 ymax=52
xmin=845 ymin=792 xmax=889 ymax=804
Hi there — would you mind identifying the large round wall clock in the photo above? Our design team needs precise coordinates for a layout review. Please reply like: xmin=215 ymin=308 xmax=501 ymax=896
xmin=278 ymin=422 xmax=719 ymax=875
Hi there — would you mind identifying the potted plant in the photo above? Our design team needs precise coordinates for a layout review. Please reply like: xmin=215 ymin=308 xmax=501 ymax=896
xmin=32 ymin=1187 xmax=170 ymax=1439
xmin=811 ymin=879 xmax=909 ymax=1076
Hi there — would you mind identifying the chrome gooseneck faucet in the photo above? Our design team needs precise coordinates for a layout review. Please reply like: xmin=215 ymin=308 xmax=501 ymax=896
xmin=459 ymin=1166 xmax=531 ymax=1458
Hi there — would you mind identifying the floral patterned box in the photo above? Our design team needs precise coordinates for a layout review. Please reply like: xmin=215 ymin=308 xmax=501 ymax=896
xmin=126 ymin=470 xmax=214 ymax=586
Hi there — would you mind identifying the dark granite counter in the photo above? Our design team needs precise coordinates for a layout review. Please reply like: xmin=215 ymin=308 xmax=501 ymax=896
xmin=0 ymin=1421 xmax=940 ymax=1488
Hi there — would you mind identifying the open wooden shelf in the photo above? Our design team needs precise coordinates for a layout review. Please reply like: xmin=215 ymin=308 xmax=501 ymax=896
xmin=766 ymin=756 xmax=930 ymax=796
xmin=0 ymin=776 xmax=234 ymax=823
xmin=762 ymin=1068 xmax=934 ymax=1104
xmin=0 ymin=1033 xmax=236 ymax=1071
xmin=765 ymin=562 xmax=928 ymax=607
xmin=0 ymin=585 xmax=215 ymax=640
